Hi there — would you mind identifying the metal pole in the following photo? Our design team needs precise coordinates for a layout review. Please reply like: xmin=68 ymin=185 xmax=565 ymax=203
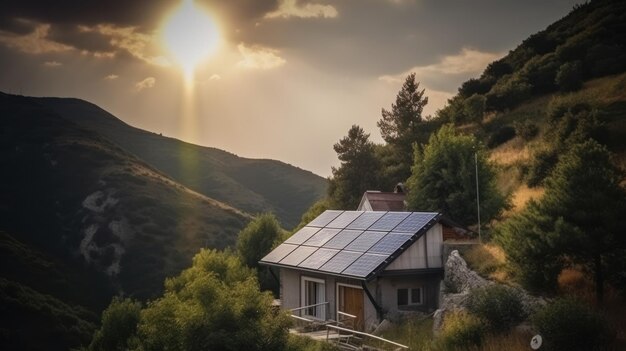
xmin=475 ymin=152 xmax=482 ymax=243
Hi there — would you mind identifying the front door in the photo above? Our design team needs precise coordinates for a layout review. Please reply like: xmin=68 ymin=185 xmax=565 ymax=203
xmin=337 ymin=285 xmax=364 ymax=331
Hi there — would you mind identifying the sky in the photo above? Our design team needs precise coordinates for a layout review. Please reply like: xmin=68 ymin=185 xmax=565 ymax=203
xmin=0 ymin=0 xmax=581 ymax=177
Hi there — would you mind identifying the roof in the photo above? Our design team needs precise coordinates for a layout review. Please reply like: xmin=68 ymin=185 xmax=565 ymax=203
xmin=259 ymin=210 xmax=441 ymax=281
xmin=358 ymin=191 xmax=406 ymax=211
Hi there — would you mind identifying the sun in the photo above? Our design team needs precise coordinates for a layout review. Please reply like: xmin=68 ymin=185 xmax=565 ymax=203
xmin=162 ymin=0 xmax=220 ymax=80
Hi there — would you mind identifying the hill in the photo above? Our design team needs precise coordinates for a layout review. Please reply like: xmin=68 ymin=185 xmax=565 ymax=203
xmin=432 ymin=0 xmax=626 ymax=210
xmin=0 ymin=93 xmax=253 ymax=349
xmin=36 ymin=97 xmax=327 ymax=229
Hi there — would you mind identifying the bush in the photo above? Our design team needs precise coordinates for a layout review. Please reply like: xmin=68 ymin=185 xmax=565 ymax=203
xmin=533 ymin=299 xmax=614 ymax=351
xmin=555 ymin=61 xmax=583 ymax=92
xmin=467 ymin=285 xmax=526 ymax=333
xmin=514 ymin=120 xmax=539 ymax=141
xmin=487 ymin=126 xmax=516 ymax=148
xmin=438 ymin=311 xmax=484 ymax=349
xmin=88 ymin=297 xmax=141 ymax=351
xmin=526 ymin=147 xmax=558 ymax=187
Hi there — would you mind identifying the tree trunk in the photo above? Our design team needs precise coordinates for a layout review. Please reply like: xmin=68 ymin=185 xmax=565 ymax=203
xmin=594 ymin=255 xmax=604 ymax=305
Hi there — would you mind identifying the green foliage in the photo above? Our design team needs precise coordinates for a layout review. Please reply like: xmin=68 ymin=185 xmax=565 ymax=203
xmin=236 ymin=213 xmax=284 ymax=293
xmin=532 ymin=299 xmax=614 ymax=351
xmin=556 ymin=61 xmax=583 ymax=92
xmin=485 ymin=74 xmax=532 ymax=111
xmin=463 ymin=94 xmax=486 ymax=123
xmin=237 ymin=213 xmax=284 ymax=269
xmin=494 ymin=199 xmax=564 ymax=292
xmin=525 ymin=147 xmax=558 ymax=187
xmin=284 ymin=335 xmax=339 ymax=351
xmin=89 ymin=297 xmax=141 ymax=351
xmin=498 ymin=140 xmax=626 ymax=299
xmin=378 ymin=73 xmax=430 ymax=183
xmin=0 ymin=277 xmax=97 ymax=351
xmin=437 ymin=311 xmax=484 ymax=349
xmin=487 ymin=126 xmax=516 ymax=148
xmin=466 ymin=285 xmax=526 ymax=333
xmin=406 ymin=125 xmax=509 ymax=227
xmin=458 ymin=78 xmax=492 ymax=98
xmin=328 ymin=125 xmax=382 ymax=209
xmin=88 ymin=249 xmax=291 ymax=351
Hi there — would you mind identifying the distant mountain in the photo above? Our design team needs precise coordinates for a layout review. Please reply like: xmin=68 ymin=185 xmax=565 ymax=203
xmin=37 ymin=97 xmax=327 ymax=229
xmin=0 ymin=93 xmax=254 ymax=349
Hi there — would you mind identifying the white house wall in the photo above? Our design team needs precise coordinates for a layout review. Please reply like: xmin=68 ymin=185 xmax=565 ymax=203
xmin=384 ymin=223 xmax=443 ymax=270
xmin=279 ymin=267 xmax=379 ymax=331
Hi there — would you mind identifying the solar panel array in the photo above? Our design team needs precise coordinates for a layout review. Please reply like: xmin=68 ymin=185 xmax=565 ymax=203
xmin=261 ymin=210 xmax=439 ymax=279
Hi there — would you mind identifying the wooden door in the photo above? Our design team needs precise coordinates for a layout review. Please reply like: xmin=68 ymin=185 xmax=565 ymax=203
xmin=338 ymin=285 xmax=364 ymax=331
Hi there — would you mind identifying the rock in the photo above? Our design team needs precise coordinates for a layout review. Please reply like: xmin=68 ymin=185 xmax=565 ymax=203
xmin=444 ymin=250 xmax=490 ymax=293
xmin=434 ymin=250 xmax=548 ymax=335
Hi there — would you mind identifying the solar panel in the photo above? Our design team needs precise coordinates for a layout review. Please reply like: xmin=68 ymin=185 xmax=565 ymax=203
xmin=285 ymin=226 xmax=320 ymax=245
xmin=298 ymin=248 xmax=339 ymax=270
xmin=368 ymin=212 xmax=411 ymax=231
xmin=303 ymin=228 xmax=341 ymax=247
xmin=261 ymin=243 xmax=298 ymax=263
xmin=323 ymin=229 xmax=363 ymax=249
xmin=346 ymin=211 xmax=385 ymax=230
xmin=327 ymin=211 xmax=363 ymax=229
xmin=308 ymin=210 xmax=343 ymax=227
xmin=369 ymin=233 xmax=413 ymax=254
xmin=342 ymin=254 xmax=387 ymax=277
xmin=393 ymin=212 xmax=438 ymax=233
xmin=319 ymin=251 xmax=362 ymax=273
xmin=345 ymin=231 xmax=386 ymax=252
xmin=280 ymin=246 xmax=318 ymax=266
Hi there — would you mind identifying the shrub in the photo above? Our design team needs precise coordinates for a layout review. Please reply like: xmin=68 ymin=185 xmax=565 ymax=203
xmin=555 ymin=61 xmax=583 ymax=92
xmin=438 ymin=311 xmax=484 ymax=349
xmin=514 ymin=120 xmax=539 ymax=141
xmin=532 ymin=298 xmax=614 ymax=351
xmin=467 ymin=285 xmax=526 ymax=333
xmin=487 ymin=126 xmax=516 ymax=148
xmin=526 ymin=147 xmax=558 ymax=187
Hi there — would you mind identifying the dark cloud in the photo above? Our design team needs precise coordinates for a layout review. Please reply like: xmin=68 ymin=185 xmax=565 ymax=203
xmin=0 ymin=0 xmax=279 ymax=35
xmin=47 ymin=24 xmax=115 ymax=53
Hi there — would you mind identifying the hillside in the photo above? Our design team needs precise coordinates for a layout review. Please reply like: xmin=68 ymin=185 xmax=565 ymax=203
xmin=37 ymin=97 xmax=327 ymax=229
xmin=433 ymin=0 xmax=626 ymax=210
xmin=0 ymin=93 xmax=252 ymax=349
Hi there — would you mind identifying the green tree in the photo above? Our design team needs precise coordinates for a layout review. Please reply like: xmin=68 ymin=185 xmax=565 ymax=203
xmin=237 ymin=213 xmax=285 ymax=294
xmin=406 ymin=125 xmax=508 ymax=227
xmin=237 ymin=213 xmax=284 ymax=269
xmin=136 ymin=249 xmax=290 ymax=351
xmin=88 ymin=297 xmax=141 ymax=351
xmin=498 ymin=140 xmax=626 ymax=301
xmin=328 ymin=125 xmax=381 ymax=209
xmin=377 ymin=73 xmax=429 ymax=183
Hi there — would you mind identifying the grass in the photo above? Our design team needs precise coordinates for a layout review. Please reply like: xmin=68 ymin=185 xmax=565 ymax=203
xmin=377 ymin=317 xmax=434 ymax=351
xmin=462 ymin=244 xmax=510 ymax=284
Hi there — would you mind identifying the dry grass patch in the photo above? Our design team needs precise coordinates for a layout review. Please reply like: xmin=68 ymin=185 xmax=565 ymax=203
xmin=510 ymin=185 xmax=544 ymax=212
xmin=463 ymin=244 xmax=510 ymax=283
xmin=489 ymin=137 xmax=530 ymax=166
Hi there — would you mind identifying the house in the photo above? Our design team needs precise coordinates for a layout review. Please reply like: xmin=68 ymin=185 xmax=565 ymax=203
xmin=259 ymin=210 xmax=471 ymax=332
xmin=357 ymin=183 xmax=406 ymax=211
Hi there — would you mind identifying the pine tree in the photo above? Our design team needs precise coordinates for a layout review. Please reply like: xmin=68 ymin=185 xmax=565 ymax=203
xmin=497 ymin=140 xmax=626 ymax=302
xmin=377 ymin=73 xmax=429 ymax=183
xmin=328 ymin=125 xmax=382 ymax=209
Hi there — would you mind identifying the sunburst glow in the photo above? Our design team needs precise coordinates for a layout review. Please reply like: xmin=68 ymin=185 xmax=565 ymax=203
xmin=162 ymin=0 xmax=220 ymax=80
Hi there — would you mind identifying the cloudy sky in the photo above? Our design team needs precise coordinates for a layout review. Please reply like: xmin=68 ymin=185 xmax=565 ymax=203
xmin=0 ymin=0 xmax=580 ymax=177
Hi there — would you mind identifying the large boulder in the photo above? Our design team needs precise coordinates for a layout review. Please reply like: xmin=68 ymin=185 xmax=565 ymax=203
xmin=433 ymin=250 xmax=546 ymax=335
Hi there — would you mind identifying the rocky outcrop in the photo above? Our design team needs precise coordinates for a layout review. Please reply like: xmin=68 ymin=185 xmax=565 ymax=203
xmin=434 ymin=250 xmax=546 ymax=335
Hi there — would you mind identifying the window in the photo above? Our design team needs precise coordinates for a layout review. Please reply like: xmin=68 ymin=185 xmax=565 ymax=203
xmin=301 ymin=277 xmax=326 ymax=319
xmin=397 ymin=287 xmax=422 ymax=306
